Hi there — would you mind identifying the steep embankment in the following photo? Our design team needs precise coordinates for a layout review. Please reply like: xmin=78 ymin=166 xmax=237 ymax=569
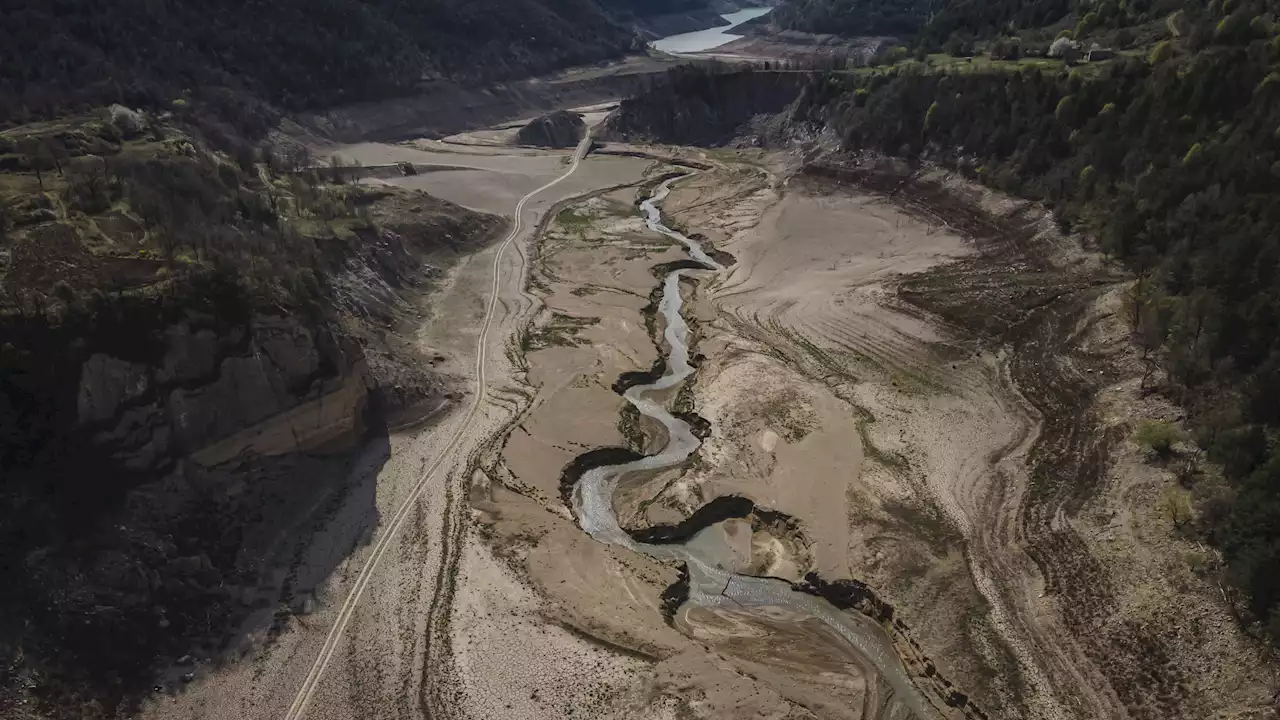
xmin=601 ymin=67 xmax=810 ymax=145
xmin=0 ymin=112 xmax=501 ymax=718
xmin=517 ymin=111 xmax=587 ymax=148
xmin=0 ymin=0 xmax=766 ymax=141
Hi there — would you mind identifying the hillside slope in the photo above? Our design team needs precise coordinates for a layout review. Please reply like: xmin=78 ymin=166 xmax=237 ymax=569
xmin=0 ymin=0 xmax=638 ymax=125
xmin=0 ymin=111 xmax=503 ymax=718
xmin=0 ymin=0 xmax=776 ymax=133
xmin=757 ymin=0 xmax=933 ymax=38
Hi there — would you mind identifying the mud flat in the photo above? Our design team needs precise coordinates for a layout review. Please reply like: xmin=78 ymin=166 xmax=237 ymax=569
xmin=657 ymin=163 xmax=1036 ymax=717
xmin=465 ymin=181 xmax=798 ymax=718
xmin=464 ymin=152 xmax=991 ymax=718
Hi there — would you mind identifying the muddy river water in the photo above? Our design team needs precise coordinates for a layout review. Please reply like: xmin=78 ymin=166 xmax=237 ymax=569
xmin=570 ymin=173 xmax=941 ymax=720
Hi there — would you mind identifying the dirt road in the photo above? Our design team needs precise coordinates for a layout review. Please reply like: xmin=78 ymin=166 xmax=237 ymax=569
xmin=139 ymin=131 xmax=657 ymax=720
xmin=280 ymin=135 xmax=595 ymax=720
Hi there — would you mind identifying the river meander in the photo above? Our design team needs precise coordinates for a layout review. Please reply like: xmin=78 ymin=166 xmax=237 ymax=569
xmin=570 ymin=172 xmax=940 ymax=720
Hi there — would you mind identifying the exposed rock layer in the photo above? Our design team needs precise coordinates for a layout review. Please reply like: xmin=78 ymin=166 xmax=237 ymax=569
xmin=516 ymin=110 xmax=587 ymax=148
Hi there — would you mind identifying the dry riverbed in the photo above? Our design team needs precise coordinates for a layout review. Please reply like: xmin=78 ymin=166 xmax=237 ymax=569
xmin=139 ymin=124 xmax=1273 ymax=720
xmin=474 ymin=147 xmax=1274 ymax=720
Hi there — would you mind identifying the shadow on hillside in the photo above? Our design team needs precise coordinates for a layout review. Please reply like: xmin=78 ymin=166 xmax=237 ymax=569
xmin=0 ymin=423 xmax=391 ymax=717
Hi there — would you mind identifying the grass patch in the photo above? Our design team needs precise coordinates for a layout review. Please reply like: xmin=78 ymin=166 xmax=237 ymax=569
xmin=524 ymin=311 xmax=598 ymax=350
xmin=555 ymin=206 xmax=593 ymax=233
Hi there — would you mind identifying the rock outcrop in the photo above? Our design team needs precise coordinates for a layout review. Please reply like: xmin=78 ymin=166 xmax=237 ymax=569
xmin=75 ymin=315 xmax=368 ymax=472
xmin=601 ymin=67 xmax=809 ymax=146
xmin=516 ymin=110 xmax=586 ymax=148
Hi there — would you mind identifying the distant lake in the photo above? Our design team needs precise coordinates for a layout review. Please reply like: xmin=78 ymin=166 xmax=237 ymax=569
xmin=651 ymin=7 xmax=772 ymax=54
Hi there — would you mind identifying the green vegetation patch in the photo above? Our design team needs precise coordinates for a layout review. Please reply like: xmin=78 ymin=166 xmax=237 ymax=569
xmin=554 ymin=206 xmax=594 ymax=233
xmin=524 ymin=312 xmax=600 ymax=350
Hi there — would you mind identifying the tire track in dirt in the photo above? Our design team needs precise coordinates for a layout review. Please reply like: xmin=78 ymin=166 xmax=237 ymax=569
xmin=861 ymin=165 xmax=1190 ymax=720
xmin=414 ymin=170 xmax=673 ymax=719
xmin=703 ymin=164 xmax=1086 ymax=718
xmin=283 ymin=137 xmax=594 ymax=720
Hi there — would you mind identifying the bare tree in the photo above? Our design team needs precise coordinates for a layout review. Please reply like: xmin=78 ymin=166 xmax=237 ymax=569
xmin=19 ymin=138 xmax=56 ymax=191
xmin=1161 ymin=487 xmax=1193 ymax=532
xmin=130 ymin=183 xmax=192 ymax=266
xmin=281 ymin=144 xmax=313 ymax=173
xmin=0 ymin=194 xmax=14 ymax=241
xmin=328 ymin=155 xmax=348 ymax=184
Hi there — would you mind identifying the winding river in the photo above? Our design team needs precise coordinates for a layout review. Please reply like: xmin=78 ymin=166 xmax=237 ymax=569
xmin=570 ymin=172 xmax=943 ymax=720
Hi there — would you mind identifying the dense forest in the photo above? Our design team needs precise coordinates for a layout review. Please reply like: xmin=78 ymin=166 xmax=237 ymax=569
xmin=766 ymin=0 xmax=1177 ymax=44
xmin=772 ymin=0 xmax=1280 ymax=642
xmin=763 ymin=0 xmax=937 ymax=37
xmin=0 ymin=0 xmax=675 ymax=131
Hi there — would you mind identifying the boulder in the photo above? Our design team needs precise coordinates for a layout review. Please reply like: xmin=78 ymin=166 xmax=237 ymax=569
xmin=108 ymin=104 xmax=147 ymax=138
xmin=78 ymin=354 xmax=153 ymax=424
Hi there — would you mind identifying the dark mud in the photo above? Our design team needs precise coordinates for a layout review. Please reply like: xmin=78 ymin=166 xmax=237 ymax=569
xmin=688 ymin=232 xmax=737 ymax=268
xmin=672 ymin=411 xmax=712 ymax=439
xmin=648 ymin=259 xmax=711 ymax=277
xmin=794 ymin=572 xmax=992 ymax=720
xmin=659 ymin=565 xmax=691 ymax=625
xmin=557 ymin=447 xmax=645 ymax=508
xmin=796 ymin=573 xmax=895 ymax=624
xmin=627 ymin=495 xmax=757 ymax=544
xmin=613 ymin=357 xmax=668 ymax=395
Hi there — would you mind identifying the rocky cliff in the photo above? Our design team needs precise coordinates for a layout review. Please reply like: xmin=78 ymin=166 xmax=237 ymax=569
xmin=516 ymin=110 xmax=587 ymax=148
xmin=296 ymin=63 xmax=662 ymax=143
xmin=601 ymin=66 xmax=810 ymax=146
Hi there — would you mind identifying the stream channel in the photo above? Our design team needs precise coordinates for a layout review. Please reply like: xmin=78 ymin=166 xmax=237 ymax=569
xmin=569 ymin=171 xmax=942 ymax=720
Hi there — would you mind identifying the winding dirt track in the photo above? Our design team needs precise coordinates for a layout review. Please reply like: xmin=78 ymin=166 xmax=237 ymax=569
xmin=282 ymin=135 xmax=593 ymax=720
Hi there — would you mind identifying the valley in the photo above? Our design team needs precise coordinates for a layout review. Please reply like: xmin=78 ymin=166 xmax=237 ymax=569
xmin=4 ymin=4 xmax=1280 ymax=718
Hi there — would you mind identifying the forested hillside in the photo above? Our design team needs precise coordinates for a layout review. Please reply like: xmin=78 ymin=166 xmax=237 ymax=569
xmin=781 ymin=0 xmax=1280 ymax=644
xmin=0 ymin=0 xmax=673 ymax=131
xmin=0 ymin=109 xmax=507 ymax=718
xmin=765 ymin=0 xmax=1165 ymax=43
xmin=762 ymin=0 xmax=935 ymax=37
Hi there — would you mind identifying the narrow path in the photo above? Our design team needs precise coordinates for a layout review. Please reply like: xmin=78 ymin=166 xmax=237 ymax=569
xmin=282 ymin=134 xmax=594 ymax=720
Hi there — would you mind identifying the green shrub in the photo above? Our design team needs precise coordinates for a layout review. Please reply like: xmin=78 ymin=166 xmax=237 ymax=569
xmin=1136 ymin=420 xmax=1183 ymax=457
xmin=1149 ymin=40 xmax=1174 ymax=65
